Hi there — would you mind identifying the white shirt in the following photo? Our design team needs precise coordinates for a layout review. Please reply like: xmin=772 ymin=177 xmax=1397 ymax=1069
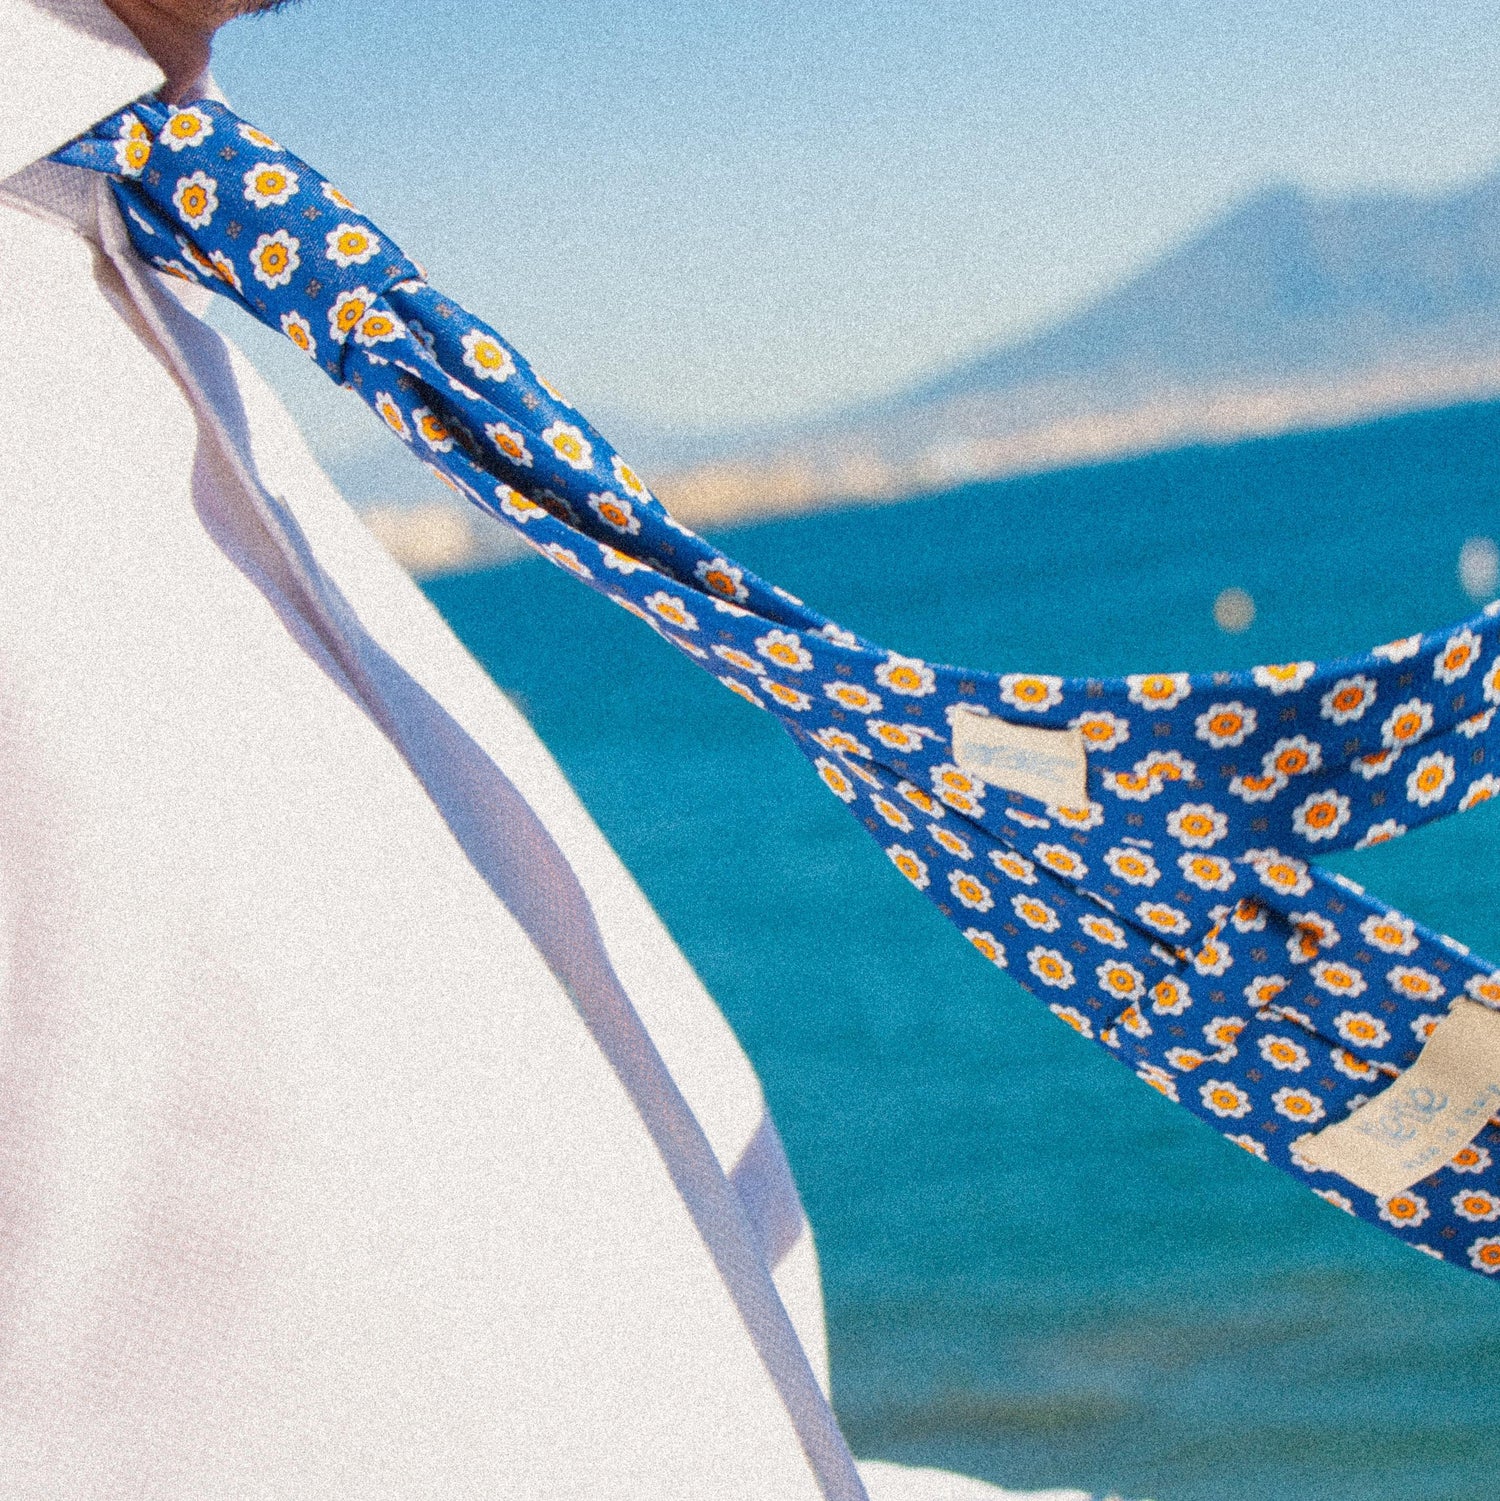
xmin=0 ymin=3 xmax=869 ymax=1495
xmin=0 ymin=7 xmax=1089 ymax=1500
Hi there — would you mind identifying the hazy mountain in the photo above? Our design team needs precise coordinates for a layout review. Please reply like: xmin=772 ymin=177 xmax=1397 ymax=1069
xmin=373 ymin=167 xmax=1500 ymax=573
xmin=906 ymin=171 xmax=1500 ymax=408
xmin=651 ymin=166 xmax=1500 ymax=528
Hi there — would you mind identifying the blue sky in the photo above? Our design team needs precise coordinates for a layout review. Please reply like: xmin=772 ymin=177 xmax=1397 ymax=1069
xmin=211 ymin=0 xmax=1500 ymax=466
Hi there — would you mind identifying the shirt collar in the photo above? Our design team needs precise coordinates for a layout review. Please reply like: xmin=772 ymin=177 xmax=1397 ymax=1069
xmin=0 ymin=0 xmax=165 ymax=182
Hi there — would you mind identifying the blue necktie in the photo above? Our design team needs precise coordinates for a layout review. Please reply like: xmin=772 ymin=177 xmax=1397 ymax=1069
xmin=54 ymin=96 xmax=1500 ymax=1278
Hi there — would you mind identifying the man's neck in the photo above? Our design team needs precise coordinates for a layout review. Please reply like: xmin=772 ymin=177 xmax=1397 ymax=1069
xmin=101 ymin=0 xmax=218 ymax=100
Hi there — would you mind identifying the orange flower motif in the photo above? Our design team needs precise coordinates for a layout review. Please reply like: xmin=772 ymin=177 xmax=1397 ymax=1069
xmin=887 ymin=846 xmax=929 ymax=889
xmin=1377 ymin=1194 xmax=1429 ymax=1227
xmin=1070 ymin=712 xmax=1130 ymax=751
xmin=964 ymin=929 xmax=1005 ymax=966
xmin=1195 ymin=702 xmax=1255 ymax=748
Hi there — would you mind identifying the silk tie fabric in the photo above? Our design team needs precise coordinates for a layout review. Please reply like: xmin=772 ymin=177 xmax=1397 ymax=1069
xmin=54 ymin=96 xmax=1500 ymax=1280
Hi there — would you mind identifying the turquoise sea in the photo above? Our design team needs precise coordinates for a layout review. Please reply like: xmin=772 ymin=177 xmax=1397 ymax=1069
xmin=426 ymin=400 xmax=1500 ymax=1501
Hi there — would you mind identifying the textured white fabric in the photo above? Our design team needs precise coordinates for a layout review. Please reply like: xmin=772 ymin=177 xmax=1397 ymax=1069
xmin=858 ymin=1464 xmax=1093 ymax=1501
xmin=0 ymin=10 xmax=1103 ymax=1500
xmin=0 ymin=4 xmax=859 ymax=1496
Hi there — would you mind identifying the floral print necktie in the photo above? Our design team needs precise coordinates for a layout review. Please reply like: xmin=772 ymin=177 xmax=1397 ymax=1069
xmin=54 ymin=96 xmax=1500 ymax=1279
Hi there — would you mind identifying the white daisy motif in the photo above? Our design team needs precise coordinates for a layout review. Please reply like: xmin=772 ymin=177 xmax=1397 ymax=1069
xmin=711 ymin=646 xmax=764 ymax=677
xmin=1252 ymin=661 xmax=1314 ymax=694
xmin=610 ymin=455 xmax=649 ymax=497
xmin=241 ymin=162 xmax=298 ymax=207
xmin=1049 ymin=1004 xmax=1092 ymax=1036
xmin=1151 ymin=975 xmax=1193 ymax=1015
xmin=1259 ymin=1034 xmax=1310 ymax=1071
xmin=824 ymin=682 xmax=882 ymax=713
xmin=1377 ymin=1193 xmax=1431 ymax=1229
xmin=1360 ymin=911 xmax=1417 ymax=955
xmin=1126 ymin=672 xmax=1190 ymax=711
xmin=279 ymin=309 xmax=316 ymax=359
xmin=1011 ymin=894 xmax=1060 ymax=931
xmin=1103 ymin=846 xmax=1161 ymax=886
xmin=1135 ymin=900 xmax=1190 ymax=937
xmin=886 ymin=846 xmax=929 ymax=888
xmin=324 ymin=222 xmax=380 ymax=268
xmin=236 ymin=122 xmax=280 ymax=149
xmin=372 ymin=391 xmax=410 ymax=441
xmin=763 ymin=682 xmax=812 ymax=712
xmin=756 ymin=630 xmax=814 ymax=673
xmin=1460 ymin=773 xmax=1500 ymax=812
xmin=1355 ymin=818 xmax=1407 ymax=849
xmin=867 ymin=721 xmax=929 ymax=753
xmin=1033 ymin=843 xmax=1087 ymax=880
xmin=1096 ymin=960 xmax=1145 ymax=1003
xmin=1312 ymin=962 xmax=1368 ymax=999
xmin=1262 ymin=735 xmax=1322 ymax=780
xmin=352 ymin=305 xmax=404 ymax=348
xmin=460 ymin=328 xmax=517 ymax=382
xmin=1453 ymin=1144 xmax=1493 ymax=1174
xmin=948 ymin=869 xmax=995 ymax=912
xmin=1386 ymin=966 xmax=1445 ymax=1003
xmin=875 ymin=653 xmax=937 ymax=697
xmin=1194 ymin=702 xmax=1256 ymax=748
xmin=989 ymin=850 xmax=1038 ymax=885
xmin=814 ymin=757 xmax=857 ymax=803
xmin=1247 ymin=848 xmax=1312 ymax=897
xmin=248 ymin=228 xmax=299 ymax=289
xmin=1434 ymin=626 xmax=1482 ymax=684
xmin=1332 ymin=1009 xmax=1386 ymax=1049
xmin=1467 ymin=1237 xmax=1500 ymax=1273
xmin=326 ymin=287 xmax=371 ymax=344
xmin=1271 ymin=1086 xmax=1326 ymax=1124
xmin=1406 ymin=751 xmax=1456 ymax=807
xmin=999 ymin=674 xmax=1063 ymax=713
xmin=540 ymin=421 xmax=594 ymax=472
xmin=1178 ymin=853 xmax=1235 ymax=892
xmin=1290 ymin=790 xmax=1351 ymax=843
xmin=587 ymin=492 xmax=640 ymax=535
xmin=114 ymin=116 xmax=152 ymax=177
xmin=1200 ymin=1080 xmax=1253 ymax=1119
xmin=1467 ymin=973 xmax=1500 ymax=1008
xmin=1380 ymin=698 xmax=1434 ymax=751
xmin=1228 ymin=769 xmax=1287 ymax=804
xmin=1070 ymin=711 xmax=1131 ymax=752
xmin=1079 ymin=913 xmax=1127 ymax=949
xmin=717 ymin=675 xmax=765 ymax=709
xmin=964 ymin=929 xmax=1007 ymax=968
xmin=410 ymin=407 xmax=454 ymax=453
xmin=644 ymin=591 xmax=700 ymax=632
xmin=1027 ymin=946 xmax=1076 ymax=989
xmin=1314 ymin=1188 xmax=1357 ymax=1214
xmin=495 ymin=487 xmax=545 ymax=523
xmin=540 ymin=543 xmax=592 ymax=579
xmin=1319 ymin=674 xmax=1376 ymax=724
xmin=1138 ymin=1065 xmax=1180 ymax=1102
xmin=1373 ymin=634 xmax=1422 ymax=663
xmin=1454 ymin=1190 xmax=1500 ymax=1224
xmin=484 ymin=421 xmax=533 ymax=467
xmin=1165 ymin=803 xmax=1228 ymax=849
xmin=170 ymin=170 xmax=217 ymax=229
xmin=160 ymin=105 xmax=214 ymax=151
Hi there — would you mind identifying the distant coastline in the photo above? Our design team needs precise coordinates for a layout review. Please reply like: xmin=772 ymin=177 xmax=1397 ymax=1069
xmin=365 ymin=164 xmax=1500 ymax=578
xmin=364 ymin=356 xmax=1500 ymax=579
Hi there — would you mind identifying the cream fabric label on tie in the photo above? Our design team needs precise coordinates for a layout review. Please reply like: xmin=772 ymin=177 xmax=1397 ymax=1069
xmin=949 ymin=707 xmax=1088 ymax=810
xmin=1296 ymin=999 xmax=1500 ymax=1199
